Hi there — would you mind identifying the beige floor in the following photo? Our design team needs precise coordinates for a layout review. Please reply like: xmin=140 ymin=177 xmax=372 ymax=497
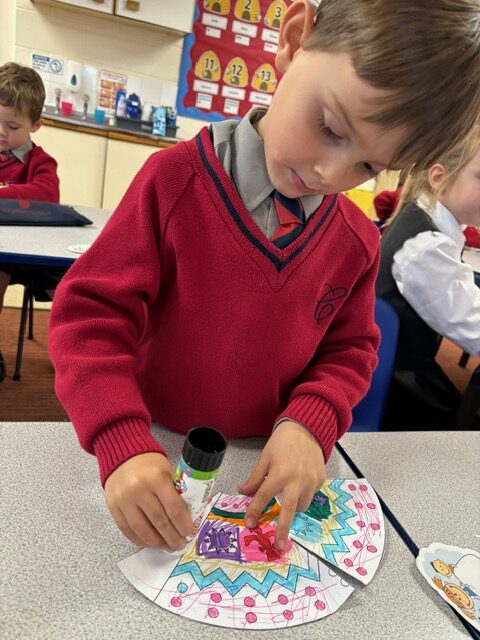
xmin=4 ymin=285 xmax=52 ymax=310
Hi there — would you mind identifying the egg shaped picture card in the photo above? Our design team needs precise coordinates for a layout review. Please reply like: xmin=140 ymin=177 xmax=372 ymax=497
xmin=194 ymin=50 xmax=222 ymax=82
xmin=234 ymin=0 xmax=261 ymax=23
xmin=264 ymin=0 xmax=287 ymax=29
xmin=223 ymin=57 xmax=249 ymax=87
xmin=416 ymin=542 xmax=480 ymax=631
xmin=204 ymin=0 xmax=231 ymax=15
xmin=251 ymin=63 xmax=277 ymax=93
xmin=287 ymin=478 xmax=385 ymax=585
xmin=118 ymin=492 xmax=354 ymax=630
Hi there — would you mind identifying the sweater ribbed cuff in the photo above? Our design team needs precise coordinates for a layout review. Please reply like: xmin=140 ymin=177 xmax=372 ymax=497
xmin=93 ymin=418 xmax=166 ymax=486
xmin=277 ymin=394 xmax=338 ymax=461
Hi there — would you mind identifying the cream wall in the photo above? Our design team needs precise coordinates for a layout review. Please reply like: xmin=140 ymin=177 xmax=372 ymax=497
xmin=0 ymin=0 xmax=16 ymax=64
xmin=2 ymin=0 xmax=204 ymax=140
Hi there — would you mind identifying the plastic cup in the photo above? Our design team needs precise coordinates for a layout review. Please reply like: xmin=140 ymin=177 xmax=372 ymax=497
xmin=94 ymin=108 xmax=106 ymax=124
xmin=61 ymin=101 xmax=73 ymax=116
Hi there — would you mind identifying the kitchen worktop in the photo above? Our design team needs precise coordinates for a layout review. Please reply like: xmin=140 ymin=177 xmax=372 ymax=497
xmin=41 ymin=106 xmax=180 ymax=149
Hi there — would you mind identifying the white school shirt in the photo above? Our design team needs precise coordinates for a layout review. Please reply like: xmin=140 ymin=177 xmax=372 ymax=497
xmin=392 ymin=200 xmax=480 ymax=356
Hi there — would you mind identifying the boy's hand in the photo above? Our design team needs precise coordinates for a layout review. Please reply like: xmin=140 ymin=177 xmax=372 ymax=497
xmin=104 ymin=452 xmax=195 ymax=549
xmin=238 ymin=421 xmax=326 ymax=552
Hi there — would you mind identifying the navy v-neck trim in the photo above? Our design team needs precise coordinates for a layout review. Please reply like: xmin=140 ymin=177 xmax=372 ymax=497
xmin=195 ymin=131 xmax=338 ymax=273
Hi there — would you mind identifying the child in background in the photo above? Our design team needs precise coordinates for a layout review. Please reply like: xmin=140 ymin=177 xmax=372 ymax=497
xmin=49 ymin=0 xmax=480 ymax=552
xmin=373 ymin=184 xmax=403 ymax=224
xmin=373 ymin=183 xmax=480 ymax=250
xmin=0 ymin=62 xmax=60 ymax=382
xmin=377 ymin=128 xmax=480 ymax=429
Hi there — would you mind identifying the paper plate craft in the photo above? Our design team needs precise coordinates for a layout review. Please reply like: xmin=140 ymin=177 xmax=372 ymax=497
xmin=118 ymin=492 xmax=354 ymax=629
xmin=288 ymin=478 xmax=385 ymax=584
xmin=416 ymin=542 xmax=480 ymax=630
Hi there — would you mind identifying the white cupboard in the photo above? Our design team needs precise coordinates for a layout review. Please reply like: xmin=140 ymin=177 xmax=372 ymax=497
xmin=114 ymin=0 xmax=196 ymax=33
xmin=53 ymin=0 xmax=115 ymax=14
xmin=50 ymin=0 xmax=196 ymax=33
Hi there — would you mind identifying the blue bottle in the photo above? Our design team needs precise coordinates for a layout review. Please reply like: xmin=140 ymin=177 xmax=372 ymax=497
xmin=115 ymin=89 xmax=127 ymax=118
xmin=126 ymin=93 xmax=141 ymax=119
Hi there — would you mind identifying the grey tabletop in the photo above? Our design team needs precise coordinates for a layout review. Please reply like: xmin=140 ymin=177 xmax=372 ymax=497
xmin=0 ymin=206 xmax=111 ymax=265
xmin=0 ymin=423 xmax=468 ymax=639
xmin=339 ymin=431 xmax=480 ymax=551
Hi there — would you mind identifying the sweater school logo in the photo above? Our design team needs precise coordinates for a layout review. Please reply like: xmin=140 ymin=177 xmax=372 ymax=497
xmin=314 ymin=284 xmax=348 ymax=323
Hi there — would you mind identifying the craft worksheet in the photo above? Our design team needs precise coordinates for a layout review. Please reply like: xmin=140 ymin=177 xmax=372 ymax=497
xmin=417 ymin=542 xmax=480 ymax=631
xmin=119 ymin=478 xmax=385 ymax=629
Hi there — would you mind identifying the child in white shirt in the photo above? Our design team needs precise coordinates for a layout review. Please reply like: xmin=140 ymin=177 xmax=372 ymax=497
xmin=377 ymin=129 xmax=480 ymax=428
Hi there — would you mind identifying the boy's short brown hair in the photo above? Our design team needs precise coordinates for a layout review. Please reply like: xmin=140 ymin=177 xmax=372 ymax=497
xmin=0 ymin=62 xmax=46 ymax=122
xmin=305 ymin=0 xmax=480 ymax=172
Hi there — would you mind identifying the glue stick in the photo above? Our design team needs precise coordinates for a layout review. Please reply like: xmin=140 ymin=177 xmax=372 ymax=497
xmin=174 ymin=426 xmax=227 ymax=532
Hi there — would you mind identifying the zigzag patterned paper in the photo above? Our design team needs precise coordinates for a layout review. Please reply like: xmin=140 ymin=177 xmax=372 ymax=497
xmin=118 ymin=491 xmax=353 ymax=629
xmin=288 ymin=478 xmax=385 ymax=585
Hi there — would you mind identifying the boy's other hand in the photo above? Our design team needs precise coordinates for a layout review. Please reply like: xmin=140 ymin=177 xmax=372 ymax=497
xmin=104 ymin=452 xmax=195 ymax=549
xmin=238 ymin=421 xmax=326 ymax=552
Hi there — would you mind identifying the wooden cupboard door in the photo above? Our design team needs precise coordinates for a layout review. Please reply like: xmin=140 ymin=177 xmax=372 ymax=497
xmin=101 ymin=139 xmax=157 ymax=210
xmin=33 ymin=127 xmax=108 ymax=208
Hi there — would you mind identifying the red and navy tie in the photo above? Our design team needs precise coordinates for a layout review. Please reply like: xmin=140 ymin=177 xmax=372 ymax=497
xmin=271 ymin=190 xmax=305 ymax=248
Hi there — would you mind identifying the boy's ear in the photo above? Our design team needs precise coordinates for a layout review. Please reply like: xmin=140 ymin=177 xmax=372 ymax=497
xmin=30 ymin=119 xmax=42 ymax=134
xmin=427 ymin=164 xmax=446 ymax=190
xmin=276 ymin=0 xmax=315 ymax=73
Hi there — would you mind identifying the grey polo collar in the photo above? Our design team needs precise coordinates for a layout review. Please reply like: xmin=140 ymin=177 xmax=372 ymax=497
xmin=11 ymin=139 xmax=33 ymax=163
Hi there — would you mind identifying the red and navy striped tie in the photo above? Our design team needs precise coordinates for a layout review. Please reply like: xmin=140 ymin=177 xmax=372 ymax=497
xmin=271 ymin=190 xmax=305 ymax=248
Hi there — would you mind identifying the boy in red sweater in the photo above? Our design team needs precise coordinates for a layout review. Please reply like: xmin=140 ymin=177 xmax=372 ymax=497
xmin=49 ymin=0 xmax=480 ymax=552
xmin=0 ymin=62 xmax=60 ymax=381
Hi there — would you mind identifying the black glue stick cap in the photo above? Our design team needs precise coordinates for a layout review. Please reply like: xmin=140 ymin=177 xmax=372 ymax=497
xmin=182 ymin=426 xmax=227 ymax=473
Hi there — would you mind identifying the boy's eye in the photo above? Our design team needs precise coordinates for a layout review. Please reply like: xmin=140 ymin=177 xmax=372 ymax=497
xmin=363 ymin=162 xmax=379 ymax=179
xmin=9 ymin=125 xmax=19 ymax=131
xmin=318 ymin=114 xmax=343 ymax=142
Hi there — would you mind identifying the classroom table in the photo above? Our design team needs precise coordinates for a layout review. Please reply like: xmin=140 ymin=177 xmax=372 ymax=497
xmin=1 ymin=423 xmax=469 ymax=639
xmin=0 ymin=205 xmax=112 ymax=379
xmin=338 ymin=431 xmax=479 ymax=551
xmin=0 ymin=205 xmax=112 ymax=269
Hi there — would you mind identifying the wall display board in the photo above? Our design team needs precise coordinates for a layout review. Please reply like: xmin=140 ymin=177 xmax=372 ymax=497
xmin=177 ymin=0 xmax=294 ymax=122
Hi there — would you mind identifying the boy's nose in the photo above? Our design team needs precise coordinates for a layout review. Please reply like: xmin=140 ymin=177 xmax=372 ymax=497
xmin=313 ymin=158 xmax=348 ymax=189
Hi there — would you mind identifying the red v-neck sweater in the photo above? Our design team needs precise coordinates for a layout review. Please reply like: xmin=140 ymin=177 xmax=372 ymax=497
xmin=49 ymin=127 xmax=380 ymax=485
xmin=0 ymin=144 xmax=59 ymax=202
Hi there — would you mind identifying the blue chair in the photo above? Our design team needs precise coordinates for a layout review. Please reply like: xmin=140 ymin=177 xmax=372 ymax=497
xmin=350 ymin=298 xmax=400 ymax=431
